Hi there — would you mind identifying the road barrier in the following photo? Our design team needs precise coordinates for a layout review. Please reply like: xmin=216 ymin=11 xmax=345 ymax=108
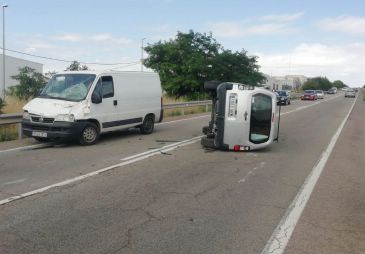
xmin=0 ymin=101 xmax=212 ymax=140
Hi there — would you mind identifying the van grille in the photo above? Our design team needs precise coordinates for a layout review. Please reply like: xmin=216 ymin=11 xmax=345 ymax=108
xmin=31 ymin=115 xmax=55 ymax=124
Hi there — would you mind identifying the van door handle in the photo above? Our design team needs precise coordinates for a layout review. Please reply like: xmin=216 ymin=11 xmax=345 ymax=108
xmin=244 ymin=111 xmax=248 ymax=121
xmin=113 ymin=100 xmax=117 ymax=106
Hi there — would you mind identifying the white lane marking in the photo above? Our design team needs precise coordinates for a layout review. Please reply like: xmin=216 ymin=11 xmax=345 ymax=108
xmin=0 ymin=143 xmax=53 ymax=154
xmin=121 ymin=136 xmax=203 ymax=161
xmin=1 ymin=178 xmax=26 ymax=186
xmin=0 ymin=136 xmax=202 ymax=206
xmin=261 ymin=94 xmax=357 ymax=254
xmin=157 ymin=115 xmax=210 ymax=125
xmin=238 ymin=161 xmax=266 ymax=183
xmin=0 ymin=93 xmax=348 ymax=205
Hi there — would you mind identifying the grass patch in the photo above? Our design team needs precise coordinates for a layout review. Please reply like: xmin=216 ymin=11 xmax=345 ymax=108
xmin=0 ymin=124 xmax=19 ymax=142
xmin=3 ymin=96 xmax=27 ymax=114
xmin=164 ymin=105 xmax=211 ymax=118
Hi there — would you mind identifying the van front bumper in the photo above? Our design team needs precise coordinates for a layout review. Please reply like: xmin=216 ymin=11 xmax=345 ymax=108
xmin=22 ymin=119 xmax=87 ymax=140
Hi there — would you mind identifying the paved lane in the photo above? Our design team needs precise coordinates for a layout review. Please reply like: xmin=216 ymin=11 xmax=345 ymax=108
xmin=0 ymin=94 xmax=351 ymax=254
xmin=0 ymin=95 xmax=341 ymax=201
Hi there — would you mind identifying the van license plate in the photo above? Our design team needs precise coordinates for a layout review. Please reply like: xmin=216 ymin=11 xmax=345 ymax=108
xmin=32 ymin=131 xmax=47 ymax=138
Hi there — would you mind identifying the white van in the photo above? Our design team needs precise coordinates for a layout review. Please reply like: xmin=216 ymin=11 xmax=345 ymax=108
xmin=201 ymin=82 xmax=279 ymax=151
xmin=22 ymin=71 xmax=163 ymax=145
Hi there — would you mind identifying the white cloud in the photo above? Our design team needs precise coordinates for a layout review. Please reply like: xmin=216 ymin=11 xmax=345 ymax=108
xmin=318 ymin=16 xmax=365 ymax=35
xmin=8 ymin=33 xmax=139 ymax=72
xmin=210 ymin=21 xmax=295 ymax=38
xmin=261 ymin=12 xmax=305 ymax=22
xmin=90 ymin=33 xmax=132 ymax=45
xmin=257 ymin=43 xmax=365 ymax=86
xmin=51 ymin=34 xmax=83 ymax=42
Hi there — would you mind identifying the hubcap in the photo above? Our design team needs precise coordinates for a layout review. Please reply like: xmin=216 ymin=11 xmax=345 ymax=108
xmin=83 ymin=127 xmax=97 ymax=143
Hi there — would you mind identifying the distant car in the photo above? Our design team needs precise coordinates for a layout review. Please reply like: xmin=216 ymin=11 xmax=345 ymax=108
xmin=275 ymin=90 xmax=291 ymax=105
xmin=315 ymin=90 xmax=325 ymax=99
xmin=301 ymin=90 xmax=317 ymax=100
xmin=345 ymin=89 xmax=356 ymax=98
xmin=327 ymin=87 xmax=337 ymax=94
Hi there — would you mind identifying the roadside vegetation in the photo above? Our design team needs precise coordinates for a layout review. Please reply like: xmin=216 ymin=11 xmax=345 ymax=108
xmin=302 ymin=77 xmax=347 ymax=91
xmin=0 ymin=97 xmax=5 ymax=114
xmin=144 ymin=30 xmax=266 ymax=99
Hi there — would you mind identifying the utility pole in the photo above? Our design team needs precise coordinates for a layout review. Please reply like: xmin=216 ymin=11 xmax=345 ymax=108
xmin=2 ymin=4 xmax=8 ymax=100
xmin=141 ymin=38 xmax=146 ymax=72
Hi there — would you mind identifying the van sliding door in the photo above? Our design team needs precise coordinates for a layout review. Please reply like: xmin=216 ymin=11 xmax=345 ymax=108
xmin=249 ymin=93 xmax=272 ymax=144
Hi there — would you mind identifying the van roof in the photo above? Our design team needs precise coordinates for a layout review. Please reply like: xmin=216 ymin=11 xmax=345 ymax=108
xmin=55 ymin=70 xmax=158 ymax=76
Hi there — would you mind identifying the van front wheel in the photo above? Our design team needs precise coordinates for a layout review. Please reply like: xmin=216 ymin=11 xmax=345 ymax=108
xmin=140 ymin=114 xmax=155 ymax=134
xmin=79 ymin=123 xmax=99 ymax=145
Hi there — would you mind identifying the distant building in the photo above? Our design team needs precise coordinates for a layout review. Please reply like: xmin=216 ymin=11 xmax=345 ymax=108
xmin=263 ymin=74 xmax=308 ymax=91
xmin=0 ymin=54 xmax=43 ymax=97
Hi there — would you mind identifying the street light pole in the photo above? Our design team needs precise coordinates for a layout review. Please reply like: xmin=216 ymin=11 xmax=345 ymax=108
xmin=141 ymin=38 xmax=146 ymax=72
xmin=2 ymin=4 xmax=8 ymax=101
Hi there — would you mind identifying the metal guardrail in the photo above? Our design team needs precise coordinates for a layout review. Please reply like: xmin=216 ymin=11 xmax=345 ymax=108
xmin=0 ymin=101 xmax=212 ymax=140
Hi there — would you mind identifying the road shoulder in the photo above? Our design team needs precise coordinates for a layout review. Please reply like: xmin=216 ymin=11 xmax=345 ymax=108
xmin=285 ymin=93 xmax=365 ymax=254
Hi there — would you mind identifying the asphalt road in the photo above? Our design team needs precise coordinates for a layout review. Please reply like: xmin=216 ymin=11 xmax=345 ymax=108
xmin=0 ymin=93 xmax=356 ymax=254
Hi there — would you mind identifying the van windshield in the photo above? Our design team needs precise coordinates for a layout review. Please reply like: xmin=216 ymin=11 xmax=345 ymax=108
xmin=39 ymin=74 xmax=96 ymax=102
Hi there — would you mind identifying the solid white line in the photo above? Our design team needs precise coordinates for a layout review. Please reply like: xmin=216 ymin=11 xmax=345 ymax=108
xmin=0 ymin=143 xmax=52 ymax=154
xmin=261 ymin=94 xmax=357 ymax=254
xmin=0 ymin=136 xmax=202 ymax=206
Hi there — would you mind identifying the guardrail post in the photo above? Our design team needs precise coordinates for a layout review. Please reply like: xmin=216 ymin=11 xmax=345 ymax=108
xmin=18 ymin=122 xmax=22 ymax=140
xmin=205 ymin=104 xmax=209 ymax=112
xmin=181 ymin=108 xmax=185 ymax=116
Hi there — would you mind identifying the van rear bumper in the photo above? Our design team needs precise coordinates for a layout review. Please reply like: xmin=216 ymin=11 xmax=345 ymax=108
xmin=22 ymin=119 xmax=87 ymax=140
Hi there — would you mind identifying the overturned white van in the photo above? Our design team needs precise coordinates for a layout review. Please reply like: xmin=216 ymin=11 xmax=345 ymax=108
xmin=201 ymin=81 xmax=280 ymax=151
xmin=22 ymin=71 xmax=163 ymax=145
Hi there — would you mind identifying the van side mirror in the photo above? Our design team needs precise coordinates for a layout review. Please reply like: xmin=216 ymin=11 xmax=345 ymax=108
xmin=91 ymin=90 xmax=102 ymax=104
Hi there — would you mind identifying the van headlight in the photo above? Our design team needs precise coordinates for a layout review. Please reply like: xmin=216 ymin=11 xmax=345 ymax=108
xmin=23 ymin=111 xmax=30 ymax=120
xmin=55 ymin=114 xmax=75 ymax=122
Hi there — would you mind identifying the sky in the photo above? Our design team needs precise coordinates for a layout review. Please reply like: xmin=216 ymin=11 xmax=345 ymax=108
xmin=3 ymin=0 xmax=365 ymax=87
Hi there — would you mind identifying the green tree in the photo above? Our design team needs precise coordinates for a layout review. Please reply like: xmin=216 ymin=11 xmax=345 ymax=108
xmin=332 ymin=80 xmax=347 ymax=89
xmin=144 ymin=30 xmax=265 ymax=99
xmin=8 ymin=67 xmax=47 ymax=101
xmin=213 ymin=49 xmax=265 ymax=86
xmin=302 ymin=77 xmax=332 ymax=91
xmin=66 ymin=61 xmax=88 ymax=71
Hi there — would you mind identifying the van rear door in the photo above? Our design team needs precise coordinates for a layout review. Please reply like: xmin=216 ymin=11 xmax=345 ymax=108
xmin=249 ymin=93 xmax=273 ymax=144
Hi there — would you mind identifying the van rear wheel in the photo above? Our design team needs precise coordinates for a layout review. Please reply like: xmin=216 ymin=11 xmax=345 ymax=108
xmin=79 ymin=123 xmax=99 ymax=145
xmin=140 ymin=114 xmax=155 ymax=134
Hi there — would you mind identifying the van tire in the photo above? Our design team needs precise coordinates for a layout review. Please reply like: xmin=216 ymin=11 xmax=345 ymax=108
xmin=140 ymin=114 xmax=155 ymax=134
xmin=79 ymin=122 xmax=99 ymax=145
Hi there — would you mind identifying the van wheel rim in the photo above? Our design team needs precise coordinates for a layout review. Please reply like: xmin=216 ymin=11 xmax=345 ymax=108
xmin=83 ymin=127 xmax=97 ymax=142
